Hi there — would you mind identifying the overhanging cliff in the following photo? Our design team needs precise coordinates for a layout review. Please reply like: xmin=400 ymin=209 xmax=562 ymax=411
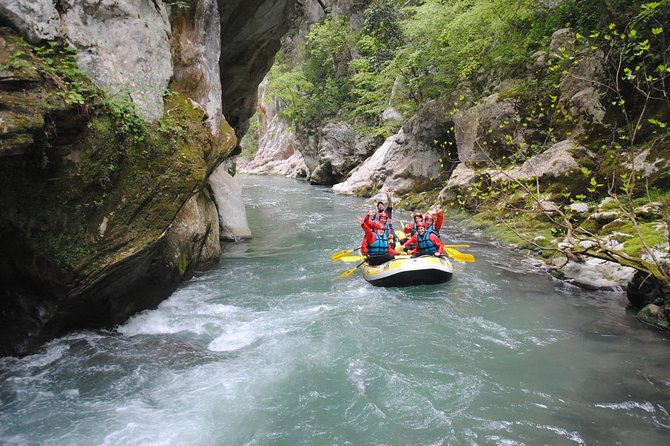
xmin=0 ymin=0 xmax=296 ymax=356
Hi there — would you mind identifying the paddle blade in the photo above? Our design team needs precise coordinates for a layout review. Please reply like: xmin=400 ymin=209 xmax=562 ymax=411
xmin=338 ymin=267 xmax=358 ymax=278
xmin=443 ymin=244 xmax=471 ymax=249
xmin=331 ymin=249 xmax=355 ymax=261
xmin=337 ymin=260 xmax=366 ymax=278
xmin=444 ymin=248 xmax=476 ymax=263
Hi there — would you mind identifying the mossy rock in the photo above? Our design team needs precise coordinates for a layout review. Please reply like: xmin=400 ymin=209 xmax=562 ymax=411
xmin=637 ymin=304 xmax=670 ymax=330
xmin=396 ymin=190 xmax=440 ymax=212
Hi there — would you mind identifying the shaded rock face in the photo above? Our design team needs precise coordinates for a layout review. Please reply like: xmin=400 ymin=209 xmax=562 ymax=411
xmin=0 ymin=0 xmax=296 ymax=356
xmin=0 ymin=40 xmax=215 ymax=355
xmin=218 ymin=0 xmax=296 ymax=147
xmin=170 ymin=0 xmax=236 ymax=169
xmin=627 ymin=270 xmax=669 ymax=309
xmin=551 ymin=29 xmax=606 ymax=137
xmin=453 ymin=92 xmax=522 ymax=163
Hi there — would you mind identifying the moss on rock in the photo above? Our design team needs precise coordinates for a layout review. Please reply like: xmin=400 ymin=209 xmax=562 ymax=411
xmin=0 ymin=28 xmax=224 ymax=355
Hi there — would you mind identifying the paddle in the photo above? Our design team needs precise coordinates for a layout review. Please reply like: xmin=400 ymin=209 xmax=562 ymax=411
xmin=340 ymin=255 xmax=366 ymax=262
xmin=444 ymin=247 xmax=476 ymax=263
xmin=331 ymin=248 xmax=356 ymax=261
xmin=338 ymin=260 xmax=367 ymax=278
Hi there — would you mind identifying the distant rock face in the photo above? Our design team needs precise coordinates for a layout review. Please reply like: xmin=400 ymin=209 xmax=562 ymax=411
xmin=332 ymin=130 xmax=444 ymax=196
xmin=299 ymin=122 xmax=378 ymax=185
xmin=332 ymin=97 xmax=453 ymax=196
xmin=238 ymin=77 xmax=308 ymax=178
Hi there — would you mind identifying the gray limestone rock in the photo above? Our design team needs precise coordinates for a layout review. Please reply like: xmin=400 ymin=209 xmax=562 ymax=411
xmin=0 ymin=1 xmax=60 ymax=43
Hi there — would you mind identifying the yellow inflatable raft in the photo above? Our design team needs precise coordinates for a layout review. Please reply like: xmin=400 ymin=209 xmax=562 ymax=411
xmin=361 ymin=255 xmax=453 ymax=287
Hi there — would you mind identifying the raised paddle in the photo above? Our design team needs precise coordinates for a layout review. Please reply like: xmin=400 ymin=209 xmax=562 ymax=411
xmin=338 ymin=260 xmax=367 ymax=278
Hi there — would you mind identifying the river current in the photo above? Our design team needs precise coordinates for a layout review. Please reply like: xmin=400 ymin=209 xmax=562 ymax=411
xmin=1 ymin=175 xmax=669 ymax=445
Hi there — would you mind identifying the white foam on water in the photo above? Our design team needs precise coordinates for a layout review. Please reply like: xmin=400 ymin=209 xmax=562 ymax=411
xmin=118 ymin=286 xmax=243 ymax=337
xmin=594 ymin=401 xmax=657 ymax=413
xmin=208 ymin=321 xmax=278 ymax=352
xmin=208 ymin=304 xmax=334 ymax=352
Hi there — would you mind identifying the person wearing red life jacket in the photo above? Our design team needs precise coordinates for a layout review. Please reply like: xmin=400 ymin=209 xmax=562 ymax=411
xmin=356 ymin=215 xmax=400 ymax=265
xmin=423 ymin=206 xmax=444 ymax=238
xmin=401 ymin=222 xmax=444 ymax=257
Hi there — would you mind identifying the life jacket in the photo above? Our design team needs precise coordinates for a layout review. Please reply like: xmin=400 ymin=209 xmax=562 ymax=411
xmin=417 ymin=232 xmax=439 ymax=255
xmin=368 ymin=232 xmax=389 ymax=255
xmin=383 ymin=222 xmax=395 ymax=239
xmin=426 ymin=224 xmax=441 ymax=239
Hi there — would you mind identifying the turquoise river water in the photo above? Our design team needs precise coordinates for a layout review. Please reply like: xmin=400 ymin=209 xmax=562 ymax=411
xmin=1 ymin=174 xmax=669 ymax=445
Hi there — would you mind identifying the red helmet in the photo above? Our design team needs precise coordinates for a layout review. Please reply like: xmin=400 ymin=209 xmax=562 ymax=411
xmin=372 ymin=221 xmax=385 ymax=231
xmin=377 ymin=212 xmax=389 ymax=220
xmin=412 ymin=212 xmax=423 ymax=221
xmin=415 ymin=222 xmax=427 ymax=229
xmin=424 ymin=213 xmax=434 ymax=222
xmin=403 ymin=224 xmax=413 ymax=234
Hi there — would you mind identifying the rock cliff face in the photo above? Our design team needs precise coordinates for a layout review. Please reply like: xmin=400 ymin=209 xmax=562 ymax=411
xmin=218 ymin=0 xmax=296 ymax=145
xmin=0 ymin=0 xmax=295 ymax=356
xmin=238 ymin=78 xmax=308 ymax=178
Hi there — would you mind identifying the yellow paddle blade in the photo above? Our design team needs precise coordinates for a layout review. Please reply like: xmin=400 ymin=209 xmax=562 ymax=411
xmin=444 ymin=244 xmax=471 ymax=249
xmin=331 ymin=249 xmax=355 ymax=261
xmin=338 ymin=268 xmax=358 ymax=278
xmin=444 ymin=248 xmax=476 ymax=263
xmin=337 ymin=260 xmax=366 ymax=278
